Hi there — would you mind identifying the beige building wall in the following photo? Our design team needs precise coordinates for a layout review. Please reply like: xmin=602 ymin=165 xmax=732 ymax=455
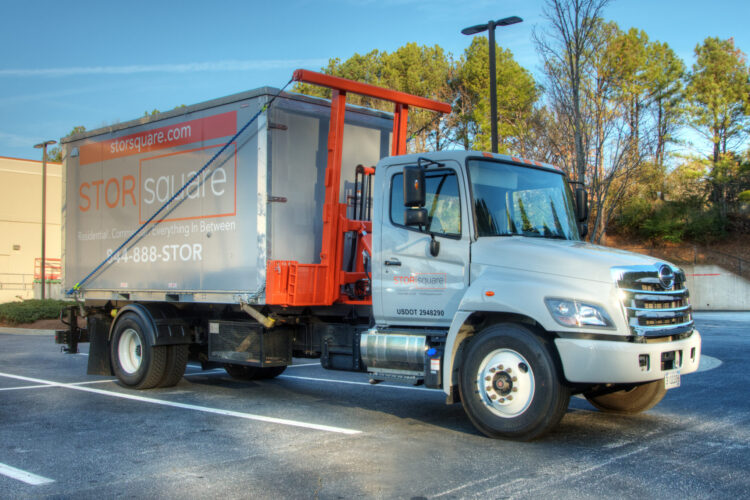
xmin=0 ymin=156 xmax=62 ymax=303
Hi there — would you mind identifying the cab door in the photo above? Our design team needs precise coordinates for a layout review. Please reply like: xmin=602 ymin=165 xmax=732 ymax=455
xmin=375 ymin=161 xmax=470 ymax=327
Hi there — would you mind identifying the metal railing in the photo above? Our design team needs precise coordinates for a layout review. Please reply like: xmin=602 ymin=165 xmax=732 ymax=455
xmin=0 ymin=273 xmax=35 ymax=291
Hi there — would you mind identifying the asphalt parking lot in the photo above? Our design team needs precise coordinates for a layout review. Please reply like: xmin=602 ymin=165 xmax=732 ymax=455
xmin=1 ymin=312 xmax=748 ymax=499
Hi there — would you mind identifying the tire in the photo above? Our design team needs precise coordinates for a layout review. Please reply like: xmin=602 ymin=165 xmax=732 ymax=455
xmin=224 ymin=364 xmax=258 ymax=380
xmin=111 ymin=312 xmax=167 ymax=389
xmin=158 ymin=344 xmax=189 ymax=388
xmin=255 ymin=366 xmax=287 ymax=379
xmin=584 ymin=380 xmax=666 ymax=414
xmin=459 ymin=323 xmax=570 ymax=441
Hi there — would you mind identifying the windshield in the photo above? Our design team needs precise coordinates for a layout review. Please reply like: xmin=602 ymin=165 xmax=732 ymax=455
xmin=467 ymin=159 xmax=580 ymax=241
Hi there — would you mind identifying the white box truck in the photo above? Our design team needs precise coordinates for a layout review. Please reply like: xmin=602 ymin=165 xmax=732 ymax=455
xmin=57 ymin=70 xmax=701 ymax=440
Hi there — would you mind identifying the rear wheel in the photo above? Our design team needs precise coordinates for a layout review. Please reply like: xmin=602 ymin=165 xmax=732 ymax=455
xmin=111 ymin=313 xmax=166 ymax=389
xmin=459 ymin=323 xmax=569 ymax=440
xmin=158 ymin=344 xmax=189 ymax=388
xmin=584 ymin=380 xmax=666 ymax=414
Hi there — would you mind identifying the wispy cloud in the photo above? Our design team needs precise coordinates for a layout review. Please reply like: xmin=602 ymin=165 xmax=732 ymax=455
xmin=0 ymin=59 xmax=328 ymax=78
xmin=0 ymin=130 xmax=46 ymax=148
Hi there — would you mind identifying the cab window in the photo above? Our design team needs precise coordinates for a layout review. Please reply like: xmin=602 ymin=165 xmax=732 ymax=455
xmin=390 ymin=170 xmax=461 ymax=237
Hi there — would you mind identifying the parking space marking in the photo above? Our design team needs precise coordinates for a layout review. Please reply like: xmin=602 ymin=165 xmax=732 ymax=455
xmin=183 ymin=369 xmax=224 ymax=376
xmin=278 ymin=374 xmax=436 ymax=392
xmin=697 ymin=355 xmax=722 ymax=372
xmin=181 ymin=369 xmax=438 ymax=392
xmin=0 ymin=462 xmax=54 ymax=485
xmin=0 ymin=378 xmax=115 ymax=392
xmin=0 ymin=384 xmax=55 ymax=392
xmin=0 ymin=371 xmax=361 ymax=435
xmin=186 ymin=362 xmax=320 ymax=370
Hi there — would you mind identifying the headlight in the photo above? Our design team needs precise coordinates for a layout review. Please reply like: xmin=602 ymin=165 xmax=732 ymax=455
xmin=544 ymin=298 xmax=614 ymax=328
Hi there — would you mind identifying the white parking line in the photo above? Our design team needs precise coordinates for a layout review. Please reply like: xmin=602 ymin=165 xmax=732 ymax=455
xmin=181 ymin=368 xmax=436 ymax=392
xmin=697 ymin=355 xmax=722 ymax=373
xmin=0 ymin=378 xmax=116 ymax=392
xmin=186 ymin=362 xmax=320 ymax=370
xmin=183 ymin=369 xmax=224 ymax=376
xmin=0 ymin=384 xmax=54 ymax=392
xmin=184 ymin=368 xmax=435 ymax=392
xmin=0 ymin=462 xmax=54 ymax=485
xmin=0 ymin=371 xmax=361 ymax=435
xmin=278 ymin=374 xmax=436 ymax=392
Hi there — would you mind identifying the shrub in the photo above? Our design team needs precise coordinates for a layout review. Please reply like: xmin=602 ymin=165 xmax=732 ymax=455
xmin=0 ymin=299 xmax=70 ymax=325
xmin=683 ymin=206 xmax=727 ymax=243
xmin=613 ymin=196 xmax=729 ymax=245
xmin=617 ymin=197 xmax=653 ymax=235
xmin=639 ymin=203 xmax=685 ymax=243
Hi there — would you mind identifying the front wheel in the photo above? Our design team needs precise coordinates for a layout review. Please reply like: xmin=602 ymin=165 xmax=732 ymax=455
xmin=459 ymin=323 xmax=569 ymax=441
xmin=584 ymin=380 xmax=666 ymax=414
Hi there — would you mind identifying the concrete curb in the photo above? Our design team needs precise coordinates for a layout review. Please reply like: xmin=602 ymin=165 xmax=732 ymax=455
xmin=0 ymin=327 xmax=56 ymax=335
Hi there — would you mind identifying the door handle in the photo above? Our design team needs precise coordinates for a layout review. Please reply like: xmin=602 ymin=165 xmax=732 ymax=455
xmin=384 ymin=259 xmax=401 ymax=267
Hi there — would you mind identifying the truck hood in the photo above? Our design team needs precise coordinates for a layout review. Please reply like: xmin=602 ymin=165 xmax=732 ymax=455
xmin=471 ymin=237 xmax=670 ymax=284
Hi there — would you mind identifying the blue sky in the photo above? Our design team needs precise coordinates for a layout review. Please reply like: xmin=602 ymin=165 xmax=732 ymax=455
xmin=1 ymin=0 xmax=748 ymax=161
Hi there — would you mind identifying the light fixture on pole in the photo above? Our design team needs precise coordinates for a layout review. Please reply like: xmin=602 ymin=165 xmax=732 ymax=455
xmin=34 ymin=139 xmax=56 ymax=300
xmin=461 ymin=16 xmax=522 ymax=154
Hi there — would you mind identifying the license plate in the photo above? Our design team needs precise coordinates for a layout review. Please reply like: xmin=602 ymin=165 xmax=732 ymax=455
xmin=664 ymin=370 xmax=681 ymax=389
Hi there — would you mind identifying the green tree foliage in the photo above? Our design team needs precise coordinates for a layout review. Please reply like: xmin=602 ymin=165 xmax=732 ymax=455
xmin=686 ymin=37 xmax=750 ymax=220
xmin=287 ymin=12 xmax=747 ymax=246
xmin=535 ymin=3 xmax=704 ymax=245
xmin=292 ymin=41 xmax=536 ymax=154
xmin=688 ymin=37 xmax=750 ymax=163
xmin=451 ymin=37 xmax=539 ymax=154
xmin=293 ymin=45 xmax=451 ymax=152
xmin=645 ymin=41 xmax=686 ymax=166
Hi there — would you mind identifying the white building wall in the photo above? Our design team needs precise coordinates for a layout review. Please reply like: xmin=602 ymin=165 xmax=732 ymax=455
xmin=0 ymin=156 xmax=62 ymax=303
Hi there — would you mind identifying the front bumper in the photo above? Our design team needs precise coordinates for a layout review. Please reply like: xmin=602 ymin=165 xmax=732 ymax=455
xmin=554 ymin=330 xmax=701 ymax=384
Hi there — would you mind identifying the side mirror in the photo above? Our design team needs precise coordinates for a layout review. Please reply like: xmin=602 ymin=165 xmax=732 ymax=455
xmin=575 ymin=187 xmax=588 ymax=222
xmin=403 ymin=166 xmax=425 ymax=208
xmin=405 ymin=207 xmax=428 ymax=226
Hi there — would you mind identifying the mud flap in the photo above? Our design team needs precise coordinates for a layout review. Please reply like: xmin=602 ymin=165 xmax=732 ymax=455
xmin=87 ymin=316 xmax=113 ymax=376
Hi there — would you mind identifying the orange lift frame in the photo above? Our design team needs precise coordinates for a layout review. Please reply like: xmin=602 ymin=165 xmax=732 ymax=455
xmin=265 ymin=69 xmax=452 ymax=307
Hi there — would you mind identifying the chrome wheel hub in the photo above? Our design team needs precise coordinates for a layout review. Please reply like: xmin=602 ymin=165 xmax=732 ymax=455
xmin=118 ymin=328 xmax=142 ymax=375
xmin=476 ymin=349 xmax=535 ymax=418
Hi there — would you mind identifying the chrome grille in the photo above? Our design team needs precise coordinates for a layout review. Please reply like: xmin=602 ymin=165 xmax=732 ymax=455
xmin=613 ymin=265 xmax=693 ymax=338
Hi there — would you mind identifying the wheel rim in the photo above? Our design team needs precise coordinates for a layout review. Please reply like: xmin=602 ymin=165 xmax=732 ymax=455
xmin=118 ymin=328 xmax=142 ymax=374
xmin=476 ymin=348 xmax=535 ymax=418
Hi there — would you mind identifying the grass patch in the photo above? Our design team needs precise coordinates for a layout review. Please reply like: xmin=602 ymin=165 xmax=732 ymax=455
xmin=0 ymin=299 xmax=70 ymax=325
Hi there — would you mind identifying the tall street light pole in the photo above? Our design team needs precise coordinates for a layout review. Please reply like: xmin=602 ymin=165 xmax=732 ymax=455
xmin=462 ymin=16 xmax=523 ymax=154
xmin=34 ymin=139 xmax=56 ymax=300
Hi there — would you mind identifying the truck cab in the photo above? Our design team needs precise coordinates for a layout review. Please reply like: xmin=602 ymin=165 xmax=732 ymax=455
xmin=366 ymin=150 xmax=701 ymax=439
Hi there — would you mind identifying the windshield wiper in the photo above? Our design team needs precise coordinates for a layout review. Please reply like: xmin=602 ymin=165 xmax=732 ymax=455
xmin=514 ymin=232 xmax=568 ymax=240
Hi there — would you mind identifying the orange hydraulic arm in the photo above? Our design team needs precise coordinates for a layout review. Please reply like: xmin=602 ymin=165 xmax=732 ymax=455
xmin=265 ymin=69 xmax=451 ymax=307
